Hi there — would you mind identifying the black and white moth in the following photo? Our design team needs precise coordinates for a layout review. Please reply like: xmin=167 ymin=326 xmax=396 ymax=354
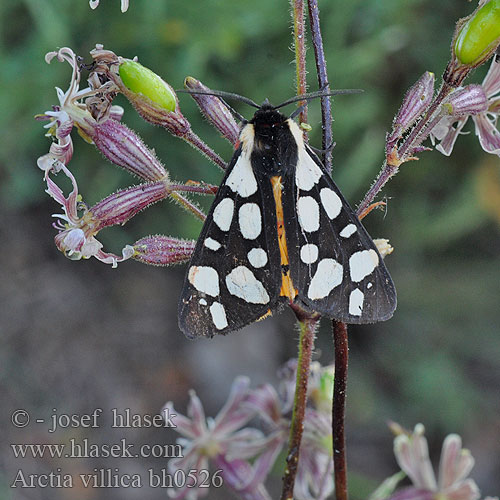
xmin=179 ymin=98 xmax=396 ymax=338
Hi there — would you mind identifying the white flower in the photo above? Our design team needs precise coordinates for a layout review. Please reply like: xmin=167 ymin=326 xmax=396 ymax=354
xmin=46 ymin=163 xmax=133 ymax=267
xmin=390 ymin=424 xmax=480 ymax=500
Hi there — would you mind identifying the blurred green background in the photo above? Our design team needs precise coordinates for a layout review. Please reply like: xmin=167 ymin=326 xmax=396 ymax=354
xmin=1 ymin=0 xmax=499 ymax=499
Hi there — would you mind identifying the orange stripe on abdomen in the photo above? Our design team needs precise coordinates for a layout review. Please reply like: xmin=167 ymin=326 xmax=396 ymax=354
xmin=270 ymin=176 xmax=297 ymax=301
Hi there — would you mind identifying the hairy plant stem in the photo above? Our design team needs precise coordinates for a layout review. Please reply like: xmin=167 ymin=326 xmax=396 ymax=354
xmin=307 ymin=0 xmax=333 ymax=172
xmin=168 ymin=183 xmax=218 ymax=196
xmin=280 ymin=309 xmax=319 ymax=500
xmin=183 ymin=129 xmax=227 ymax=170
xmin=169 ymin=191 xmax=206 ymax=221
xmin=291 ymin=0 xmax=308 ymax=130
xmin=332 ymin=320 xmax=349 ymax=500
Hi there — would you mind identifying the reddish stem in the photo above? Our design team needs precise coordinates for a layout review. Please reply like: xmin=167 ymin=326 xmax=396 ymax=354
xmin=291 ymin=0 xmax=309 ymax=130
xmin=332 ymin=320 xmax=349 ymax=500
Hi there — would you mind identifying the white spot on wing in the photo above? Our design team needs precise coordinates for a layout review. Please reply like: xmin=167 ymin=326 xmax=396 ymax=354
xmin=226 ymin=266 xmax=270 ymax=304
xmin=204 ymin=237 xmax=221 ymax=251
xmin=307 ymin=258 xmax=343 ymax=300
xmin=188 ymin=266 xmax=220 ymax=297
xmin=239 ymin=203 xmax=262 ymax=239
xmin=349 ymin=288 xmax=364 ymax=316
xmin=320 ymin=188 xmax=342 ymax=220
xmin=349 ymin=249 xmax=379 ymax=282
xmin=297 ymin=196 xmax=320 ymax=232
xmin=340 ymin=224 xmax=357 ymax=238
xmin=210 ymin=301 xmax=228 ymax=330
xmin=296 ymin=152 xmax=323 ymax=191
xmin=226 ymin=155 xmax=258 ymax=198
xmin=199 ymin=298 xmax=207 ymax=306
xmin=213 ymin=198 xmax=234 ymax=232
xmin=248 ymin=248 xmax=268 ymax=268
xmin=300 ymin=244 xmax=318 ymax=264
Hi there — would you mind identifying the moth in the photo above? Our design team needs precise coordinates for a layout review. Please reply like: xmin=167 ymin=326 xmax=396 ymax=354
xmin=179 ymin=91 xmax=396 ymax=338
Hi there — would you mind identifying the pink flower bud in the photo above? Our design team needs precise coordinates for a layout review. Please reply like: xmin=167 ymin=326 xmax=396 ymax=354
xmin=133 ymin=236 xmax=196 ymax=266
xmin=91 ymin=181 xmax=170 ymax=231
xmin=441 ymin=84 xmax=488 ymax=117
xmin=388 ymin=72 xmax=435 ymax=146
xmin=184 ymin=77 xmax=240 ymax=145
xmin=92 ymin=119 xmax=169 ymax=181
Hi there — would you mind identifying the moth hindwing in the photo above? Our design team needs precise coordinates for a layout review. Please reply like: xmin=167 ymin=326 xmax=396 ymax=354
xmin=178 ymin=104 xmax=396 ymax=338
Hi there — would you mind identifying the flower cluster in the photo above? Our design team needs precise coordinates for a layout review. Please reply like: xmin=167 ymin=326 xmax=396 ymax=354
xmin=36 ymin=46 xmax=233 ymax=267
xmin=165 ymin=368 xmax=499 ymax=500
xmin=357 ymin=1 xmax=500 ymax=215
xmin=387 ymin=57 xmax=500 ymax=163
xmin=377 ymin=423 xmax=498 ymax=500
xmin=164 ymin=360 xmax=335 ymax=500
xmin=397 ymin=0 xmax=500 ymax=159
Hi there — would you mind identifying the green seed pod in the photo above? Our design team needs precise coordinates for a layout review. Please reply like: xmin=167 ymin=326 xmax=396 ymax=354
xmin=454 ymin=0 xmax=500 ymax=65
xmin=119 ymin=60 xmax=177 ymax=112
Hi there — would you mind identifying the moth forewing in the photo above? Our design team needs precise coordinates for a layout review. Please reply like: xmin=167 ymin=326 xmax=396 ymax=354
xmin=178 ymin=134 xmax=284 ymax=339
xmin=283 ymin=120 xmax=396 ymax=323
xmin=285 ymin=146 xmax=396 ymax=323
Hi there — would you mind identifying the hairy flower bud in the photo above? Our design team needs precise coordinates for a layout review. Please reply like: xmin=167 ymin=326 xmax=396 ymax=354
xmin=88 ymin=47 xmax=226 ymax=166
xmin=454 ymin=0 xmax=500 ymax=65
xmin=92 ymin=119 xmax=169 ymax=181
xmin=388 ymin=72 xmax=435 ymax=148
xmin=133 ymin=236 xmax=196 ymax=266
xmin=441 ymin=84 xmax=488 ymax=117
xmin=91 ymin=181 xmax=170 ymax=232
xmin=184 ymin=77 xmax=240 ymax=145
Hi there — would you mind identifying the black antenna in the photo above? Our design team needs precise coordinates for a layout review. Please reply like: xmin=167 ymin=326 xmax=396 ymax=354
xmin=176 ymin=89 xmax=260 ymax=109
xmin=274 ymin=88 xmax=363 ymax=110
xmin=218 ymin=99 xmax=246 ymax=124
xmin=289 ymin=103 xmax=307 ymax=120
